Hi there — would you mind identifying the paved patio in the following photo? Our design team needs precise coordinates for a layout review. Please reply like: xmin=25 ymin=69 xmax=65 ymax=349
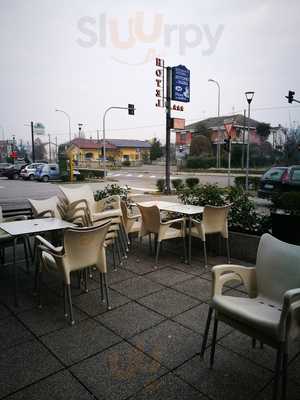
xmin=0 ymin=238 xmax=300 ymax=400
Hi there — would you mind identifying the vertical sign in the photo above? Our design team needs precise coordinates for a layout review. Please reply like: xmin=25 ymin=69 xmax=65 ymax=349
xmin=171 ymin=65 xmax=190 ymax=103
xmin=155 ymin=58 xmax=165 ymax=108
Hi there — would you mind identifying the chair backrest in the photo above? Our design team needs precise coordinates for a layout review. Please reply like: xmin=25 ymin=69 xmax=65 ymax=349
xmin=137 ymin=204 xmax=160 ymax=234
xmin=121 ymin=201 xmax=129 ymax=226
xmin=59 ymin=185 xmax=95 ymax=214
xmin=29 ymin=196 xmax=61 ymax=219
xmin=256 ymin=233 xmax=300 ymax=303
xmin=63 ymin=220 xmax=111 ymax=271
xmin=202 ymin=205 xmax=230 ymax=237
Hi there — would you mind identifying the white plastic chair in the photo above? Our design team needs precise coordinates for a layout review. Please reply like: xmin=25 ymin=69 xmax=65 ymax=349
xmin=200 ymin=233 xmax=300 ymax=400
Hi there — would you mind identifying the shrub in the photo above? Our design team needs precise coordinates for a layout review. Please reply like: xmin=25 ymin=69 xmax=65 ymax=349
xmin=171 ymin=179 xmax=184 ymax=191
xmin=156 ymin=179 xmax=165 ymax=192
xmin=186 ymin=156 xmax=216 ymax=169
xmin=235 ymin=176 xmax=261 ymax=191
xmin=185 ymin=177 xmax=199 ymax=188
xmin=271 ymin=191 xmax=300 ymax=216
xmin=94 ymin=184 xmax=130 ymax=201
xmin=79 ymin=169 xmax=105 ymax=179
xmin=122 ymin=160 xmax=131 ymax=167
xmin=177 ymin=184 xmax=225 ymax=207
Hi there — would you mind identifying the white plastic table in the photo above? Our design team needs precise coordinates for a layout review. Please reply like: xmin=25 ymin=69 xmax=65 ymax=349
xmin=137 ymin=201 xmax=204 ymax=264
xmin=0 ymin=218 xmax=75 ymax=306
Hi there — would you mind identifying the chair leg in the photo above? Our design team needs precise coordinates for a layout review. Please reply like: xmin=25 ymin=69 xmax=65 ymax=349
xmin=63 ymin=283 xmax=68 ymax=317
xmin=99 ymin=272 xmax=104 ymax=302
xmin=66 ymin=283 xmax=75 ymax=325
xmin=13 ymin=238 xmax=18 ymax=307
xmin=84 ymin=268 xmax=88 ymax=293
xmin=210 ymin=315 xmax=219 ymax=368
xmin=115 ymin=237 xmax=123 ymax=267
xmin=118 ymin=230 xmax=127 ymax=260
xmin=155 ymin=240 xmax=161 ymax=268
xmin=226 ymin=237 xmax=231 ymax=264
xmin=182 ymin=234 xmax=187 ymax=264
xmin=103 ymin=273 xmax=111 ymax=310
xmin=148 ymin=233 xmax=152 ymax=255
xmin=252 ymin=338 xmax=256 ymax=348
xmin=203 ymin=240 xmax=208 ymax=268
xmin=23 ymin=237 xmax=29 ymax=273
xmin=200 ymin=305 xmax=213 ymax=359
xmin=273 ymin=346 xmax=284 ymax=400
xmin=281 ymin=350 xmax=288 ymax=400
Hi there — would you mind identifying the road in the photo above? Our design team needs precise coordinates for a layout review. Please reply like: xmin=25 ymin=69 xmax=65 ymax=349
xmin=0 ymin=165 xmax=268 ymax=210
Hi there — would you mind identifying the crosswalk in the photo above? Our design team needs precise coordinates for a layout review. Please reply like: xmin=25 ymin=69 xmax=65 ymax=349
xmin=107 ymin=172 xmax=178 ymax=179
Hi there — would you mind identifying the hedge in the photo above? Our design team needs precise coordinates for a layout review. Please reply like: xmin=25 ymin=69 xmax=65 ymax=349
xmin=235 ymin=176 xmax=261 ymax=191
xmin=186 ymin=156 xmax=216 ymax=169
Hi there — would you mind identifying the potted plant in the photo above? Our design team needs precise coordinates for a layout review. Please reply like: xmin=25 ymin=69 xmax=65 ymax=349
xmin=270 ymin=191 xmax=300 ymax=245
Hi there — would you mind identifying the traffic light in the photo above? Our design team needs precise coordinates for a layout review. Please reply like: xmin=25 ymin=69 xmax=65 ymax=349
xmin=128 ymin=104 xmax=135 ymax=115
xmin=286 ymin=90 xmax=295 ymax=103
xmin=224 ymin=138 xmax=230 ymax=152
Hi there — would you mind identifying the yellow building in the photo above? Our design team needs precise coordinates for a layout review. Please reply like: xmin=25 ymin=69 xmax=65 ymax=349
xmin=68 ymin=138 xmax=151 ymax=163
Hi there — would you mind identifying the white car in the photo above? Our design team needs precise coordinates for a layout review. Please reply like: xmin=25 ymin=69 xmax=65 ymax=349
xmin=20 ymin=163 xmax=45 ymax=180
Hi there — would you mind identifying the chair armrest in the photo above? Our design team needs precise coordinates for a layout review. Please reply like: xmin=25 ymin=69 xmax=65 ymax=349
xmin=212 ymin=264 xmax=257 ymax=297
xmin=279 ymin=288 xmax=300 ymax=340
xmin=35 ymin=210 xmax=55 ymax=218
xmin=4 ymin=215 xmax=28 ymax=222
xmin=127 ymin=214 xmax=141 ymax=221
xmin=35 ymin=235 xmax=64 ymax=254
xmin=161 ymin=218 xmax=185 ymax=226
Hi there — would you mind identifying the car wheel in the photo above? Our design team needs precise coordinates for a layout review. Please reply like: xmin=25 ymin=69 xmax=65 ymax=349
xmin=42 ymin=175 xmax=49 ymax=182
xmin=12 ymin=173 xmax=19 ymax=180
xmin=29 ymin=174 xmax=34 ymax=181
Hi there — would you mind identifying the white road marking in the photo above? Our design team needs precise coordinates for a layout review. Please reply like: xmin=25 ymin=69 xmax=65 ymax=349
xmin=138 ymin=174 xmax=144 ymax=178
xmin=113 ymin=174 xmax=121 ymax=177
xmin=126 ymin=174 xmax=132 ymax=177
xmin=150 ymin=175 xmax=156 ymax=178
xmin=129 ymin=186 xmax=158 ymax=192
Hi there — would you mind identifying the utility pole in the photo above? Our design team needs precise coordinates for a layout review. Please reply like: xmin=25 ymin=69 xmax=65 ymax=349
xmin=48 ymin=134 xmax=51 ymax=162
xmin=31 ymin=121 xmax=35 ymax=162
xmin=245 ymin=91 xmax=255 ymax=191
xmin=241 ymin=109 xmax=246 ymax=169
xmin=97 ymin=129 xmax=101 ymax=169
xmin=55 ymin=136 xmax=58 ymax=162
xmin=165 ymin=67 xmax=172 ymax=194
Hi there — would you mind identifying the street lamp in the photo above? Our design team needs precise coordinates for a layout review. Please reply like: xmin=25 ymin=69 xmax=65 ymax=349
xmin=0 ymin=125 xmax=4 ymax=140
xmin=245 ymin=91 xmax=255 ymax=191
xmin=208 ymin=79 xmax=221 ymax=168
xmin=55 ymin=109 xmax=72 ymax=143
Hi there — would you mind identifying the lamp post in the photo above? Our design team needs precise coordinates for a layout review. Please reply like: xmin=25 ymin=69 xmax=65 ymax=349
xmin=55 ymin=109 xmax=72 ymax=143
xmin=78 ymin=123 xmax=83 ymax=138
xmin=245 ymin=91 xmax=255 ymax=192
xmin=208 ymin=79 xmax=221 ymax=168
xmin=0 ymin=125 xmax=4 ymax=140
xmin=102 ymin=104 xmax=135 ymax=181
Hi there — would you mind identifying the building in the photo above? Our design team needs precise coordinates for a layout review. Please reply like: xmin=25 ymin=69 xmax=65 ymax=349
xmin=67 ymin=138 xmax=151 ymax=163
xmin=175 ymin=114 xmax=262 ymax=156
xmin=0 ymin=140 xmax=15 ymax=162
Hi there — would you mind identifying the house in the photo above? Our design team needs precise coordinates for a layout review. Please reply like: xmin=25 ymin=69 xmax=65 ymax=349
xmin=67 ymin=138 xmax=151 ymax=163
xmin=175 ymin=114 xmax=263 ymax=155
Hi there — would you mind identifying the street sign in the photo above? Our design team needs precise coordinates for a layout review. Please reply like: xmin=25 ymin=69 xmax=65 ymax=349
xmin=170 ymin=118 xmax=185 ymax=129
xmin=34 ymin=122 xmax=45 ymax=135
xmin=224 ymin=119 xmax=235 ymax=138
xmin=171 ymin=65 xmax=190 ymax=103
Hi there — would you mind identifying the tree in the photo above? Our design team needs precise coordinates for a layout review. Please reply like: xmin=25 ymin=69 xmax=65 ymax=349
xmin=190 ymin=135 xmax=212 ymax=156
xmin=150 ymin=138 xmax=162 ymax=161
xmin=34 ymin=137 xmax=47 ymax=161
xmin=256 ymin=123 xmax=270 ymax=142
xmin=192 ymin=123 xmax=210 ymax=137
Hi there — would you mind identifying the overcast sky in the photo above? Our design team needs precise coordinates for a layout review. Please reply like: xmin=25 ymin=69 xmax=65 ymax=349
xmin=1 ymin=0 xmax=300 ymax=145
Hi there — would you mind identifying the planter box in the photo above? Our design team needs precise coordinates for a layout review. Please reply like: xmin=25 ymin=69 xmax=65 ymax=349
xmin=271 ymin=212 xmax=300 ymax=245
xmin=205 ymin=231 xmax=260 ymax=263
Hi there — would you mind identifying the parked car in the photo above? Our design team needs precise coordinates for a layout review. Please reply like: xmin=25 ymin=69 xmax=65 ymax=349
xmin=35 ymin=163 xmax=80 ymax=182
xmin=257 ymin=165 xmax=300 ymax=198
xmin=1 ymin=163 xmax=28 ymax=180
xmin=20 ymin=163 xmax=45 ymax=180
xmin=0 ymin=163 xmax=12 ymax=176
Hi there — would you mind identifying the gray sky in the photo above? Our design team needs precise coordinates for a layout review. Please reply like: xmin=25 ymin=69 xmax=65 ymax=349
xmin=1 ymin=0 xmax=300 ymax=145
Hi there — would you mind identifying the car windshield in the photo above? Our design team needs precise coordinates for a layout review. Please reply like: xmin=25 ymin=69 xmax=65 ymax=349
xmin=263 ymin=168 xmax=286 ymax=181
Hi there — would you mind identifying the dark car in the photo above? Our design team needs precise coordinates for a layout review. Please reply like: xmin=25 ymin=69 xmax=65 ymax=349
xmin=2 ymin=163 xmax=28 ymax=180
xmin=0 ymin=162 xmax=12 ymax=176
xmin=257 ymin=165 xmax=300 ymax=198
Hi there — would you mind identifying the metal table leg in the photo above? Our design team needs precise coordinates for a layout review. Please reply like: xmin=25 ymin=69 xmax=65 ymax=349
xmin=13 ymin=237 xmax=18 ymax=307
xmin=188 ymin=215 xmax=192 ymax=265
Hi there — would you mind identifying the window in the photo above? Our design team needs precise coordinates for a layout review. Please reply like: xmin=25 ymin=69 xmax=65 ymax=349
xmin=291 ymin=169 xmax=300 ymax=181
xmin=50 ymin=166 xmax=57 ymax=171
xmin=263 ymin=168 xmax=286 ymax=181
xmin=85 ymin=152 xmax=93 ymax=159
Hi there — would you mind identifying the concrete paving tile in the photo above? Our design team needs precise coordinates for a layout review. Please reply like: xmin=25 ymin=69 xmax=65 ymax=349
xmin=174 ymin=345 xmax=272 ymax=400
xmin=6 ymin=370 xmax=94 ymax=400
xmin=72 ymin=288 xmax=130 ymax=316
xmin=145 ymin=267 xmax=194 ymax=287
xmin=111 ymin=276 xmax=164 ymax=300
xmin=18 ymin=303 xmax=88 ymax=336
xmin=0 ymin=339 xmax=62 ymax=398
xmin=0 ymin=315 xmax=34 ymax=350
xmin=130 ymin=372 xmax=206 ymax=400
xmin=129 ymin=320 xmax=202 ymax=370
xmin=71 ymin=341 xmax=167 ymax=400
xmin=138 ymin=288 xmax=199 ymax=318
xmin=41 ymin=319 xmax=122 ymax=366
xmin=97 ymin=302 xmax=165 ymax=339
xmin=172 ymin=277 xmax=212 ymax=302
xmin=0 ymin=303 xmax=11 ymax=319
